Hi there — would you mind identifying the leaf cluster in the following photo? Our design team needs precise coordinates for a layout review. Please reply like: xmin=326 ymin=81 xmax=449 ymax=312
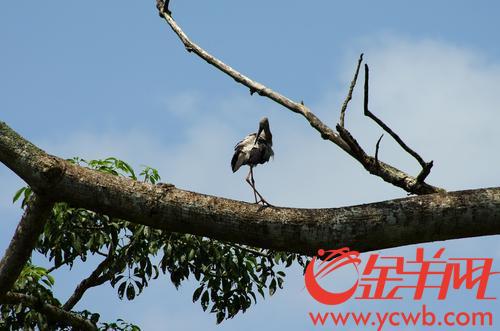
xmin=5 ymin=157 xmax=306 ymax=328
xmin=0 ymin=262 xmax=59 ymax=330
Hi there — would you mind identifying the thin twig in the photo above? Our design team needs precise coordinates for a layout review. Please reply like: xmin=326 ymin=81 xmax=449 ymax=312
xmin=47 ymin=261 xmax=67 ymax=274
xmin=96 ymin=250 xmax=108 ymax=257
xmin=339 ymin=53 xmax=364 ymax=127
xmin=47 ymin=250 xmax=108 ymax=274
xmin=228 ymin=243 xmax=270 ymax=258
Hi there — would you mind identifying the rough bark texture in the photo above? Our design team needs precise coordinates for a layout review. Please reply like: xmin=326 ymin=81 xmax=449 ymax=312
xmin=1 ymin=121 xmax=499 ymax=258
xmin=1 ymin=292 xmax=97 ymax=331
xmin=0 ymin=194 xmax=53 ymax=298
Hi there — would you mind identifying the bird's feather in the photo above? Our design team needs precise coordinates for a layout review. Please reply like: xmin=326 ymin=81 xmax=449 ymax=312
xmin=231 ymin=132 xmax=273 ymax=173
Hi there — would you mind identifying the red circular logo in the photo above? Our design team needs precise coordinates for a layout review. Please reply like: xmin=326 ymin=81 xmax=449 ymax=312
xmin=305 ymin=247 xmax=361 ymax=305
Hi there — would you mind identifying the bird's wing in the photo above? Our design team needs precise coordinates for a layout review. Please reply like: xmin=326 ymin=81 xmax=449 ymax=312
xmin=231 ymin=133 xmax=257 ymax=172
xmin=234 ymin=133 xmax=256 ymax=150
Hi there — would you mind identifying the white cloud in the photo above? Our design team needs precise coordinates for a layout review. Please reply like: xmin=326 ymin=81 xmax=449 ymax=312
xmin=160 ymin=90 xmax=202 ymax=119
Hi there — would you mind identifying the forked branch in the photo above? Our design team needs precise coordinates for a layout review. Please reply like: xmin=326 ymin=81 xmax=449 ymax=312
xmin=156 ymin=1 xmax=444 ymax=195
xmin=363 ymin=64 xmax=434 ymax=182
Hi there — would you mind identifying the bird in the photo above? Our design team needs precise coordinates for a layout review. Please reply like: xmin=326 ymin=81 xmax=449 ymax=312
xmin=231 ymin=117 xmax=274 ymax=206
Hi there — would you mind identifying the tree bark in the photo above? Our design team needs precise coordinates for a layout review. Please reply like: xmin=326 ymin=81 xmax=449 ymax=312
xmin=0 ymin=193 xmax=53 ymax=298
xmin=1 ymin=120 xmax=499 ymax=257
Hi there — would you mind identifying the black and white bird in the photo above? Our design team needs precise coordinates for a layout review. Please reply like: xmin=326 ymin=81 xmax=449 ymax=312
xmin=231 ymin=117 xmax=274 ymax=206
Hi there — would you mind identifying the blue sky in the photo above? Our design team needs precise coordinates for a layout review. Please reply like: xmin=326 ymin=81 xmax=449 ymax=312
xmin=1 ymin=1 xmax=499 ymax=330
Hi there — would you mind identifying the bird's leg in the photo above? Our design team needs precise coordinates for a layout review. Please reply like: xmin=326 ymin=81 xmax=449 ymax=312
xmin=249 ymin=167 xmax=273 ymax=207
xmin=255 ymin=191 xmax=272 ymax=207
xmin=246 ymin=167 xmax=259 ymax=203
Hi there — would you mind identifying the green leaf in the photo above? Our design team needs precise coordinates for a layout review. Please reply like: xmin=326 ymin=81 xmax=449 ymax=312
xmin=188 ymin=248 xmax=195 ymax=261
xmin=90 ymin=313 xmax=100 ymax=324
xmin=192 ymin=285 xmax=204 ymax=302
xmin=118 ymin=282 xmax=127 ymax=299
xmin=12 ymin=187 xmax=26 ymax=203
xmin=249 ymin=291 xmax=257 ymax=304
xmin=201 ymin=290 xmax=210 ymax=311
xmin=111 ymin=275 xmax=124 ymax=287
xmin=126 ymin=282 xmax=136 ymax=300
xmin=277 ymin=277 xmax=284 ymax=289
xmin=269 ymin=278 xmax=277 ymax=296
xmin=216 ymin=311 xmax=225 ymax=324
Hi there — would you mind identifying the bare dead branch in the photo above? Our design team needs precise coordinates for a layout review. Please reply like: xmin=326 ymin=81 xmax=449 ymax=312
xmin=155 ymin=3 xmax=443 ymax=195
xmin=0 ymin=194 xmax=53 ymax=298
xmin=155 ymin=1 xmax=347 ymax=149
xmin=161 ymin=0 xmax=171 ymax=15
xmin=1 ymin=292 xmax=97 ymax=331
xmin=375 ymin=134 xmax=384 ymax=164
xmin=339 ymin=53 xmax=364 ymax=127
xmin=0 ymin=121 xmax=497 ymax=256
xmin=336 ymin=125 xmax=369 ymax=163
xmin=363 ymin=64 xmax=434 ymax=181
xmin=416 ymin=160 xmax=434 ymax=183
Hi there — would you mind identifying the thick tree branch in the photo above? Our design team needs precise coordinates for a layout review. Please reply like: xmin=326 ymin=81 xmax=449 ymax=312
xmin=0 ymin=121 xmax=499 ymax=257
xmin=1 ymin=292 xmax=97 ymax=331
xmin=0 ymin=194 xmax=53 ymax=298
xmin=155 ymin=2 xmax=443 ymax=195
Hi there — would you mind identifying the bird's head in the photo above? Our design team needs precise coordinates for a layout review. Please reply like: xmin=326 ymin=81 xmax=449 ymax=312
xmin=255 ymin=117 xmax=271 ymax=144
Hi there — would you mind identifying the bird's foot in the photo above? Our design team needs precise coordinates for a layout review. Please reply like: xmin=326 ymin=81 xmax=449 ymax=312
xmin=256 ymin=198 xmax=273 ymax=207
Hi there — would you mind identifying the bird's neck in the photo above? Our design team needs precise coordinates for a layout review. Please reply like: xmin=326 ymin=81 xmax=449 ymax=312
xmin=260 ymin=130 xmax=272 ymax=144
